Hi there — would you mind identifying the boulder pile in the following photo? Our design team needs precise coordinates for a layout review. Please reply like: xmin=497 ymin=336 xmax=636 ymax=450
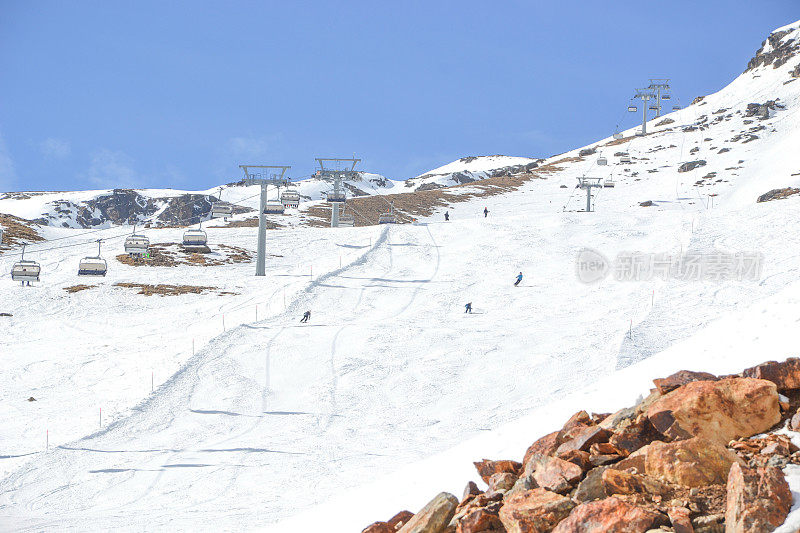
xmin=363 ymin=357 xmax=800 ymax=533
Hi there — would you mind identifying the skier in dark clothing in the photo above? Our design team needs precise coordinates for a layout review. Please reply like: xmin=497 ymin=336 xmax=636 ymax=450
xmin=300 ymin=310 xmax=311 ymax=323
xmin=483 ymin=207 xmax=489 ymax=218
xmin=514 ymin=272 xmax=523 ymax=286
xmin=465 ymin=302 xmax=472 ymax=313
xmin=444 ymin=211 xmax=449 ymax=221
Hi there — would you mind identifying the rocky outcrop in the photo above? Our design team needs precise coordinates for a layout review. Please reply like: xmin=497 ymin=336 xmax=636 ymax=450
xmin=645 ymin=378 xmax=781 ymax=444
xmin=365 ymin=358 xmax=799 ymax=533
xmin=725 ymin=463 xmax=791 ymax=532
xmin=745 ymin=28 xmax=800 ymax=72
xmin=678 ymin=160 xmax=707 ymax=173
xmin=756 ymin=187 xmax=800 ymax=203
xmin=551 ymin=497 xmax=666 ymax=532
xmin=398 ymin=492 xmax=458 ymax=533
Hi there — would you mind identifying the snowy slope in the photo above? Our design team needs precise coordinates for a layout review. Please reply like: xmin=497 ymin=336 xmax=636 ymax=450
xmin=405 ymin=155 xmax=540 ymax=190
xmin=1 ymin=18 xmax=800 ymax=533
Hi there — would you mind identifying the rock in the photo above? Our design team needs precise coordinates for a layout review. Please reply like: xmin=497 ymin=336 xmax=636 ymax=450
xmin=487 ymin=472 xmax=516 ymax=493
xmin=524 ymin=454 xmax=584 ymax=494
xmin=645 ymin=437 xmax=743 ymax=488
xmin=522 ymin=431 xmax=562 ymax=466
xmin=639 ymin=200 xmax=654 ymax=207
xmin=363 ymin=521 xmax=394 ymax=533
xmin=609 ymin=416 xmax=662 ymax=455
xmin=552 ymin=497 xmax=667 ymax=533
xmin=646 ymin=378 xmax=781 ymax=445
xmin=678 ymin=160 xmax=707 ymax=172
xmin=389 ymin=511 xmax=415 ymax=530
xmin=574 ymin=466 xmax=609 ymax=503
xmin=558 ymin=450 xmax=593 ymax=472
xmin=601 ymin=469 xmax=666 ymax=497
xmin=790 ymin=409 xmax=800 ymax=431
xmin=27 ymin=397 xmax=36 ymax=402
xmin=692 ymin=513 xmax=724 ymax=533
xmin=579 ymin=148 xmax=597 ymax=157
xmin=742 ymin=357 xmax=800 ymax=390
xmin=725 ymin=462 xmax=791 ymax=533
xmin=498 ymin=489 xmax=575 ymax=533
xmin=668 ymin=506 xmax=693 ymax=533
xmin=456 ymin=508 xmax=504 ymax=533
xmin=652 ymin=370 xmax=718 ymax=394
xmin=555 ymin=426 xmax=610 ymax=456
xmin=611 ymin=445 xmax=649 ymax=474
xmin=399 ymin=492 xmax=459 ymax=533
xmin=473 ymin=459 xmax=522 ymax=485
xmin=463 ymin=481 xmax=481 ymax=501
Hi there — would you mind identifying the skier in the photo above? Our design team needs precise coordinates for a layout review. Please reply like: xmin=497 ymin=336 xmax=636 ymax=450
xmin=484 ymin=207 xmax=489 ymax=218
xmin=464 ymin=302 xmax=472 ymax=314
xmin=444 ymin=211 xmax=450 ymax=221
xmin=514 ymin=272 xmax=523 ymax=286
xmin=300 ymin=310 xmax=311 ymax=323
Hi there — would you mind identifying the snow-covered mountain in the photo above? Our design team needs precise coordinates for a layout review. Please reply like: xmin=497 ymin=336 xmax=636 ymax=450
xmin=404 ymin=155 xmax=542 ymax=191
xmin=1 ymin=18 xmax=800 ymax=533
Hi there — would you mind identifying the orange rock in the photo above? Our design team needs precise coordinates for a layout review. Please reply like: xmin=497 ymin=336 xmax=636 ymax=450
xmin=473 ymin=459 xmax=522 ymax=485
xmin=725 ymin=462 xmax=791 ymax=532
xmin=645 ymin=437 xmax=743 ymax=488
xmin=646 ymin=378 xmax=780 ymax=445
xmin=791 ymin=409 xmax=800 ymax=431
xmin=562 ymin=410 xmax=593 ymax=432
xmin=652 ymin=369 xmax=717 ymax=394
xmin=551 ymin=496 xmax=667 ymax=532
xmin=388 ymin=511 xmax=414 ymax=531
xmin=487 ymin=472 xmax=516 ymax=493
xmin=600 ymin=468 xmax=666 ymax=496
xmin=742 ymin=357 xmax=800 ymax=391
xmin=558 ymin=449 xmax=592 ymax=472
xmin=522 ymin=431 xmax=562 ymax=466
xmin=362 ymin=521 xmax=393 ymax=533
xmin=609 ymin=415 xmax=662 ymax=455
xmin=456 ymin=507 xmax=504 ymax=533
xmin=498 ymin=488 xmax=575 ymax=533
xmin=667 ymin=506 xmax=693 ymax=533
xmin=555 ymin=425 xmax=611 ymax=456
xmin=525 ymin=453 xmax=584 ymax=494
xmin=398 ymin=492 xmax=458 ymax=533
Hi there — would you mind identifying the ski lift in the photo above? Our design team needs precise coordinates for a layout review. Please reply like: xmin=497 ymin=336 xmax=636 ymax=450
xmin=280 ymin=187 xmax=300 ymax=209
xmin=325 ymin=191 xmax=346 ymax=204
xmin=672 ymin=105 xmax=681 ymax=111
xmin=263 ymin=201 xmax=285 ymax=214
xmin=211 ymin=188 xmax=233 ymax=219
xmin=11 ymin=244 xmax=41 ymax=285
xmin=661 ymin=94 xmax=671 ymax=100
xmin=378 ymin=201 xmax=397 ymax=224
xmin=78 ymin=240 xmax=108 ymax=276
xmin=597 ymin=156 xmax=608 ymax=166
xmin=649 ymin=105 xmax=659 ymax=111
xmin=628 ymin=105 xmax=638 ymax=112
xmin=124 ymin=225 xmax=149 ymax=256
xmin=619 ymin=153 xmax=631 ymax=163
xmin=604 ymin=177 xmax=616 ymax=188
xmin=183 ymin=224 xmax=208 ymax=247
xmin=338 ymin=214 xmax=355 ymax=227
xmin=613 ymin=132 xmax=623 ymax=140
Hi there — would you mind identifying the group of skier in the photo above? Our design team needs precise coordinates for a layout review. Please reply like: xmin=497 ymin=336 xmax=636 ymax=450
xmin=299 ymin=207 xmax=519 ymax=323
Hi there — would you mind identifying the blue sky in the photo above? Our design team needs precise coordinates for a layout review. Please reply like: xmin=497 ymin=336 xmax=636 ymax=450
xmin=0 ymin=1 xmax=796 ymax=191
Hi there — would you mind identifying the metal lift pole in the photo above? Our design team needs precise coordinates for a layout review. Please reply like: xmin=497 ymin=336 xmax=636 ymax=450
xmin=315 ymin=157 xmax=361 ymax=228
xmin=240 ymin=165 xmax=291 ymax=276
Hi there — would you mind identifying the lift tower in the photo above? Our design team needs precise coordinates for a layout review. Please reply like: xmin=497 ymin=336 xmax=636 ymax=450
xmin=577 ymin=177 xmax=603 ymax=212
xmin=315 ymin=157 xmax=361 ymax=228
xmin=634 ymin=87 xmax=656 ymax=135
xmin=647 ymin=79 xmax=671 ymax=118
xmin=240 ymin=164 xmax=291 ymax=276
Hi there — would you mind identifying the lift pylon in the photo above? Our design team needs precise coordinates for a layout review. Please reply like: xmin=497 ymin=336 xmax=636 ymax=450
xmin=315 ymin=157 xmax=361 ymax=228
xmin=240 ymin=164 xmax=291 ymax=276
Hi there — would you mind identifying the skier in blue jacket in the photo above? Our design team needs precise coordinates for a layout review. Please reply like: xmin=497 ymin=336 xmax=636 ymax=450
xmin=514 ymin=272 xmax=523 ymax=286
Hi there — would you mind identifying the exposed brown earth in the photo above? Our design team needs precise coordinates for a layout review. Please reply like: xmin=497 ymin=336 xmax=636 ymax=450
xmin=115 ymin=242 xmax=252 ymax=267
xmin=0 ymin=213 xmax=44 ymax=248
xmin=63 ymin=284 xmax=96 ymax=293
xmin=113 ymin=282 xmax=235 ymax=297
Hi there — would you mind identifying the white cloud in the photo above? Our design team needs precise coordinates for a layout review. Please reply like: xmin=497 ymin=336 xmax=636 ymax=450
xmin=83 ymin=149 xmax=138 ymax=188
xmin=40 ymin=138 xmax=71 ymax=158
xmin=0 ymin=132 xmax=17 ymax=192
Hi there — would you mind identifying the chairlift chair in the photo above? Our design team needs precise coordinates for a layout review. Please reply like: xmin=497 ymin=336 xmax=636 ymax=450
xmin=78 ymin=241 xmax=108 ymax=276
xmin=604 ymin=177 xmax=616 ymax=188
xmin=211 ymin=203 xmax=233 ymax=219
xmin=597 ymin=156 xmax=608 ymax=166
xmin=11 ymin=245 xmax=41 ymax=284
xmin=661 ymin=94 xmax=671 ymax=100
xmin=124 ymin=225 xmax=149 ymax=256
xmin=619 ymin=153 xmax=632 ymax=163
xmin=280 ymin=188 xmax=300 ymax=209
xmin=183 ymin=226 xmax=208 ymax=247
xmin=649 ymin=105 xmax=659 ymax=111
xmin=628 ymin=105 xmax=638 ymax=112
xmin=338 ymin=214 xmax=355 ymax=227
xmin=613 ymin=132 xmax=623 ymax=140
xmin=263 ymin=201 xmax=285 ymax=214
xmin=672 ymin=105 xmax=681 ymax=111
xmin=325 ymin=191 xmax=346 ymax=204
xmin=378 ymin=212 xmax=397 ymax=224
